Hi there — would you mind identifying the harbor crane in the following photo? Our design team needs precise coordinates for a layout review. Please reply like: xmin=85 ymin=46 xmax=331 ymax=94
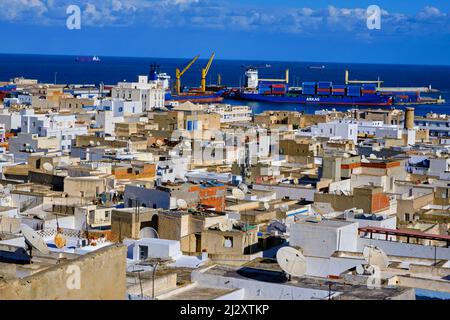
xmin=175 ymin=55 xmax=200 ymax=95
xmin=259 ymin=69 xmax=289 ymax=84
xmin=201 ymin=52 xmax=215 ymax=92
xmin=345 ymin=70 xmax=383 ymax=89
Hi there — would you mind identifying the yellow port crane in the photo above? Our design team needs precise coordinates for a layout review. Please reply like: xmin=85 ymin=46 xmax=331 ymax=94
xmin=345 ymin=70 xmax=383 ymax=89
xmin=201 ymin=52 xmax=216 ymax=92
xmin=259 ymin=69 xmax=290 ymax=84
xmin=175 ymin=55 xmax=200 ymax=95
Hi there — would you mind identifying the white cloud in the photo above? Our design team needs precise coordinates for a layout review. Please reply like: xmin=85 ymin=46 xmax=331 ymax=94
xmin=0 ymin=1 xmax=448 ymax=37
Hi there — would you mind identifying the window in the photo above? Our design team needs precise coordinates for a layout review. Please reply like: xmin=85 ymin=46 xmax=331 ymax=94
xmin=89 ymin=210 xmax=95 ymax=221
xmin=223 ymin=236 xmax=234 ymax=248
xmin=105 ymin=211 xmax=110 ymax=218
xmin=139 ymin=245 xmax=148 ymax=260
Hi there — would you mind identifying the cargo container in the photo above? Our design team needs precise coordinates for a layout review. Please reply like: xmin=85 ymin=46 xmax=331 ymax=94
xmin=302 ymin=89 xmax=316 ymax=95
xmin=317 ymin=81 xmax=332 ymax=88
xmin=347 ymin=86 xmax=361 ymax=97
xmin=317 ymin=90 xmax=331 ymax=95
xmin=302 ymin=82 xmax=316 ymax=95
xmin=332 ymin=85 xmax=346 ymax=96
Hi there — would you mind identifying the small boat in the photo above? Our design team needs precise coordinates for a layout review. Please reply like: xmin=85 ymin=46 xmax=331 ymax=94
xmin=75 ymin=56 xmax=101 ymax=63
xmin=308 ymin=65 xmax=326 ymax=70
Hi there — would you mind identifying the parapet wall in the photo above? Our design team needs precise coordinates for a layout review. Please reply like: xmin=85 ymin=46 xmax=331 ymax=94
xmin=0 ymin=244 xmax=127 ymax=300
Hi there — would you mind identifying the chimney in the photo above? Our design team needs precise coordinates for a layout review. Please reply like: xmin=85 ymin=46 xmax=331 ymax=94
xmin=404 ymin=107 xmax=415 ymax=130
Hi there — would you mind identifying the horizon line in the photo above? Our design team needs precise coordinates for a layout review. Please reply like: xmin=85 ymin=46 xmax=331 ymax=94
xmin=1 ymin=52 xmax=450 ymax=68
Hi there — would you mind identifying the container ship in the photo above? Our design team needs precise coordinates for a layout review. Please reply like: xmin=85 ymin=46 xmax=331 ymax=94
xmin=226 ymin=67 xmax=393 ymax=106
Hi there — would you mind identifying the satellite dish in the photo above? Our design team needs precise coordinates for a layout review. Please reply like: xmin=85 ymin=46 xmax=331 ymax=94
xmin=363 ymin=245 xmax=389 ymax=269
xmin=156 ymin=139 xmax=164 ymax=147
xmin=4 ymin=187 xmax=11 ymax=196
xmin=139 ymin=227 xmax=159 ymax=239
xmin=232 ymin=188 xmax=245 ymax=201
xmin=176 ymin=198 xmax=188 ymax=210
xmin=89 ymin=140 xmax=95 ymax=146
xmin=238 ymin=183 xmax=248 ymax=194
xmin=276 ymin=247 xmax=307 ymax=278
xmin=279 ymin=204 xmax=289 ymax=213
xmin=43 ymin=162 xmax=54 ymax=172
xmin=218 ymin=219 xmax=233 ymax=232
xmin=263 ymin=202 xmax=270 ymax=211
xmin=21 ymin=224 xmax=50 ymax=256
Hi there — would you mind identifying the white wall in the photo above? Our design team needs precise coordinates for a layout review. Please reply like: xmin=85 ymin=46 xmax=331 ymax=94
xmin=290 ymin=221 xmax=359 ymax=258
xmin=357 ymin=237 xmax=450 ymax=260
xmin=253 ymin=184 xmax=316 ymax=201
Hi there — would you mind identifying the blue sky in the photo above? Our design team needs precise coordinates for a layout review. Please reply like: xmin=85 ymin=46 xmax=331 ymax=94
xmin=0 ymin=0 xmax=449 ymax=65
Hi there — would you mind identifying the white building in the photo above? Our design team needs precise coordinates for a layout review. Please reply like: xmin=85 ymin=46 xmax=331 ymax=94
xmin=100 ymin=99 xmax=143 ymax=117
xmin=8 ymin=133 xmax=60 ymax=162
xmin=207 ymin=104 xmax=252 ymax=123
xmin=21 ymin=113 xmax=88 ymax=153
xmin=311 ymin=121 xmax=358 ymax=144
xmin=3 ymin=94 xmax=32 ymax=107
xmin=0 ymin=110 xmax=22 ymax=131
xmin=357 ymin=121 xmax=402 ymax=139
xmin=111 ymin=75 xmax=165 ymax=111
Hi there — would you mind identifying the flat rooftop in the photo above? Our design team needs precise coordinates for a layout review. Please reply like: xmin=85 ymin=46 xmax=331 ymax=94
xmin=199 ymin=265 xmax=412 ymax=300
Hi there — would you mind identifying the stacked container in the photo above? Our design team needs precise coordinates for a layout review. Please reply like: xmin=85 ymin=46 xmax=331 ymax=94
xmin=347 ymin=86 xmax=361 ymax=97
xmin=302 ymin=82 xmax=316 ymax=95
xmin=362 ymin=84 xmax=377 ymax=95
xmin=271 ymin=84 xmax=287 ymax=95
xmin=259 ymin=82 xmax=272 ymax=95
xmin=317 ymin=81 xmax=332 ymax=95
xmin=332 ymin=85 xmax=346 ymax=96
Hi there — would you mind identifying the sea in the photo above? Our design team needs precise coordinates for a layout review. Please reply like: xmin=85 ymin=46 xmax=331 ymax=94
xmin=1 ymin=53 xmax=449 ymax=117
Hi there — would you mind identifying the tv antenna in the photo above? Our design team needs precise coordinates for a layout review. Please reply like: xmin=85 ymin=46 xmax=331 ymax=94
xmin=276 ymin=246 xmax=307 ymax=281
xmin=21 ymin=224 xmax=50 ymax=259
